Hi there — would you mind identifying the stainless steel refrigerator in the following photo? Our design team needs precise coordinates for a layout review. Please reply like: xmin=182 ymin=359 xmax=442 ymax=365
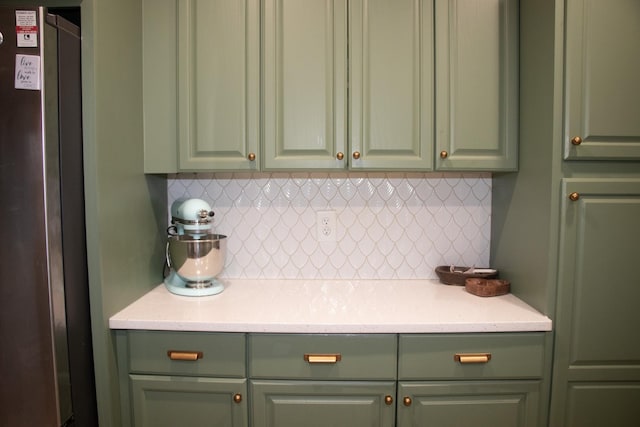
xmin=0 ymin=7 xmax=98 ymax=426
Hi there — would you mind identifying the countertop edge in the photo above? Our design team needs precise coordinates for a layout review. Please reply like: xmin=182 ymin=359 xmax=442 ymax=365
xmin=108 ymin=320 xmax=553 ymax=334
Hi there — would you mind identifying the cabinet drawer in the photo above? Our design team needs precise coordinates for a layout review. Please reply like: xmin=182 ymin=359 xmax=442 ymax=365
xmin=249 ymin=334 xmax=397 ymax=380
xmin=398 ymin=333 xmax=546 ymax=380
xmin=127 ymin=331 xmax=245 ymax=377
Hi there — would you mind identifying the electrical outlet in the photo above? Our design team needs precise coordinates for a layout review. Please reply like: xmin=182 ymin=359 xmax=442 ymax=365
xmin=317 ymin=210 xmax=336 ymax=242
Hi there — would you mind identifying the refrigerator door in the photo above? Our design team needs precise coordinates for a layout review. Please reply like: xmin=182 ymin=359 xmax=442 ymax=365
xmin=0 ymin=7 xmax=64 ymax=426
xmin=46 ymin=11 xmax=99 ymax=426
xmin=0 ymin=7 xmax=96 ymax=426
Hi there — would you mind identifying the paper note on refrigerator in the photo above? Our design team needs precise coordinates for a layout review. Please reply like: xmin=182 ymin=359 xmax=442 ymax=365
xmin=15 ymin=10 xmax=38 ymax=48
xmin=15 ymin=54 xmax=41 ymax=90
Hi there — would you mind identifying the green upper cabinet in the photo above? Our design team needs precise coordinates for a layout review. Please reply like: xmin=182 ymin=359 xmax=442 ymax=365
xmin=564 ymin=0 xmax=640 ymax=160
xmin=263 ymin=0 xmax=517 ymax=171
xmin=263 ymin=0 xmax=434 ymax=172
xmin=143 ymin=0 xmax=518 ymax=172
xmin=143 ymin=0 xmax=260 ymax=172
xmin=262 ymin=0 xmax=348 ymax=170
xmin=435 ymin=0 xmax=519 ymax=171
xmin=348 ymin=0 xmax=434 ymax=170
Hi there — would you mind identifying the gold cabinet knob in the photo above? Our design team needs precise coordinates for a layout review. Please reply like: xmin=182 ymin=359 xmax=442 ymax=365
xmin=336 ymin=152 xmax=344 ymax=160
xmin=440 ymin=150 xmax=448 ymax=159
xmin=247 ymin=152 xmax=256 ymax=161
xmin=233 ymin=393 xmax=242 ymax=404
xmin=403 ymin=396 xmax=412 ymax=407
xmin=352 ymin=151 xmax=361 ymax=160
xmin=569 ymin=192 xmax=580 ymax=201
xmin=571 ymin=136 xmax=582 ymax=146
xmin=384 ymin=395 xmax=393 ymax=405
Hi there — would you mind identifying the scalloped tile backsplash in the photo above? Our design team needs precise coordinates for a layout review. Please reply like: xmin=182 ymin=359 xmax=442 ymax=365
xmin=168 ymin=172 xmax=491 ymax=280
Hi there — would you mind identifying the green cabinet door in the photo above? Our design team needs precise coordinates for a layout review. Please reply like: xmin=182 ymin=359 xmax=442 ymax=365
xmin=397 ymin=381 xmax=541 ymax=427
xmin=564 ymin=0 xmax=640 ymax=160
xmin=143 ymin=0 xmax=260 ymax=172
xmin=435 ymin=0 xmax=519 ymax=171
xmin=251 ymin=380 xmax=395 ymax=427
xmin=142 ymin=0 xmax=179 ymax=173
xmin=130 ymin=375 xmax=248 ymax=427
xmin=564 ymin=383 xmax=640 ymax=427
xmin=549 ymin=178 xmax=640 ymax=426
xmin=348 ymin=0 xmax=434 ymax=170
xmin=262 ymin=0 xmax=348 ymax=170
xmin=145 ymin=0 xmax=520 ymax=172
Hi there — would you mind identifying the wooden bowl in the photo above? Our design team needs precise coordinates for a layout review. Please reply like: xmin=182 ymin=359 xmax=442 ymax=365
xmin=435 ymin=265 xmax=499 ymax=286
xmin=465 ymin=278 xmax=510 ymax=297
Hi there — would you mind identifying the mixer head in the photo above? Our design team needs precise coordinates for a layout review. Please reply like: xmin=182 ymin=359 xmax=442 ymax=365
xmin=170 ymin=198 xmax=215 ymax=236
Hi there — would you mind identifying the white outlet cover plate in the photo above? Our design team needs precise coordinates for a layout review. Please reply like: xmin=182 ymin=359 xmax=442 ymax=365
xmin=317 ymin=210 xmax=336 ymax=242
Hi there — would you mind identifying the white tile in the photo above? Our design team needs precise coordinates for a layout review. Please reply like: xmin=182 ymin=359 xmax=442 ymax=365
xmin=167 ymin=172 xmax=492 ymax=279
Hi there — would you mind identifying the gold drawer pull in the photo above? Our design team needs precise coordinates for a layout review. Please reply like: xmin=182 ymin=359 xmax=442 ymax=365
xmin=167 ymin=350 xmax=203 ymax=361
xmin=304 ymin=353 xmax=342 ymax=364
xmin=454 ymin=353 xmax=491 ymax=364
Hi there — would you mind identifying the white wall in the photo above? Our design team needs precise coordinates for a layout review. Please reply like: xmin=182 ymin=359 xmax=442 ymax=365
xmin=169 ymin=172 xmax=491 ymax=280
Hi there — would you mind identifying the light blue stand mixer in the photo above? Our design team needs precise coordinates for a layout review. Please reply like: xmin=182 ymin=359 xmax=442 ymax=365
xmin=164 ymin=198 xmax=227 ymax=297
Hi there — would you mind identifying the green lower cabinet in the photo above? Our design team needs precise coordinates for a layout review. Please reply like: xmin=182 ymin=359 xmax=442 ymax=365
xmin=248 ymin=334 xmax=397 ymax=426
xmin=397 ymin=333 xmax=546 ymax=427
xmin=117 ymin=331 xmax=248 ymax=426
xmin=117 ymin=331 xmax=549 ymax=426
xmin=564 ymin=383 xmax=640 ymax=427
xmin=549 ymin=178 xmax=640 ymax=426
xmin=250 ymin=380 xmax=396 ymax=427
xmin=397 ymin=381 xmax=541 ymax=427
xmin=130 ymin=375 xmax=248 ymax=427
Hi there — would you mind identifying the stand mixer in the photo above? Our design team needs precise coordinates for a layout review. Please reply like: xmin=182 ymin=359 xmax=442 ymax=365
xmin=164 ymin=198 xmax=227 ymax=296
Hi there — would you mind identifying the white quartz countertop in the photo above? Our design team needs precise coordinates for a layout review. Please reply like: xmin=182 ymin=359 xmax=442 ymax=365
xmin=109 ymin=279 xmax=552 ymax=334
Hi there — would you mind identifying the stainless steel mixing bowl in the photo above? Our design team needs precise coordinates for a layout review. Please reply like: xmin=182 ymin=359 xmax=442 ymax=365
xmin=167 ymin=234 xmax=227 ymax=285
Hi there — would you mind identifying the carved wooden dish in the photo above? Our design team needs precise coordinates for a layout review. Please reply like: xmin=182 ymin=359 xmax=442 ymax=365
xmin=435 ymin=265 xmax=499 ymax=286
xmin=465 ymin=278 xmax=511 ymax=297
